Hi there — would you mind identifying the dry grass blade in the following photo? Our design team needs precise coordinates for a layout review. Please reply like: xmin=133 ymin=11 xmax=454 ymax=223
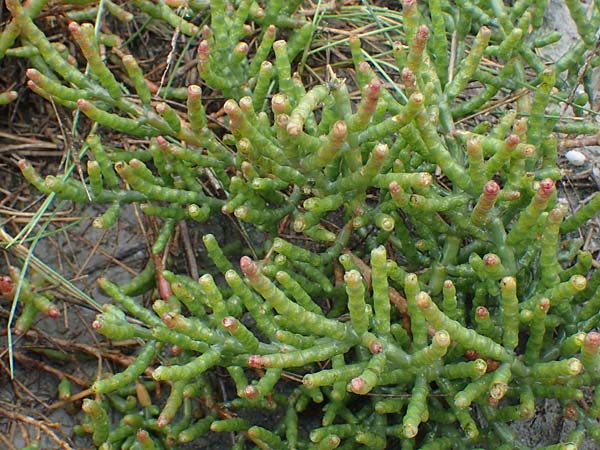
xmin=0 ymin=207 xmax=81 ymax=223
xmin=0 ymin=228 xmax=101 ymax=311
xmin=0 ymin=401 xmax=76 ymax=450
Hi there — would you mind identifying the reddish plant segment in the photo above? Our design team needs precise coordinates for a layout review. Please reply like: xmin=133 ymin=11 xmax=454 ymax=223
xmin=0 ymin=276 xmax=13 ymax=298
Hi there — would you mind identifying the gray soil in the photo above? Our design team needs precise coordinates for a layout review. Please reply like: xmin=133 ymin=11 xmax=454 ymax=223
xmin=1 ymin=1 xmax=600 ymax=449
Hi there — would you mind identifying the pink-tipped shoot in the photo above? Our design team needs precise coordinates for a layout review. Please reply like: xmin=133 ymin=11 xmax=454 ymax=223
xmin=240 ymin=256 xmax=259 ymax=278
xmin=506 ymin=134 xmax=520 ymax=148
xmin=350 ymin=377 xmax=368 ymax=395
xmin=198 ymin=40 xmax=210 ymax=56
xmin=476 ymin=306 xmax=490 ymax=320
xmin=483 ymin=180 xmax=500 ymax=197
xmin=243 ymin=385 xmax=259 ymax=399
xmin=156 ymin=136 xmax=169 ymax=148
xmin=401 ymin=68 xmax=416 ymax=85
xmin=539 ymin=178 xmax=555 ymax=196
xmin=584 ymin=332 xmax=600 ymax=352
xmin=77 ymin=99 xmax=91 ymax=112
xmin=366 ymin=78 xmax=381 ymax=99
xmin=92 ymin=319 xmax=103 ymax=331
xmin=483 ymin=253 xmax=500 ymax=267
xmin=357 ymin=61 xmax=371 ymax=75
xmin=248 ymin=355 xmax=264 ymax=368
xmin=67 ymin=21 xmax=81 ymax=34
xmin=221 ymin=316 xmax=238 ymax=331
xmin=46 ymin=304 xmax=60 ymax=318
xmin=415 ymin=25 xmax=429 ymax=45
xmin=0 ymin=276 xmax=14 ymax=298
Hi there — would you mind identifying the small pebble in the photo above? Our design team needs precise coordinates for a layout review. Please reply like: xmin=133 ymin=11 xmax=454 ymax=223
xmin=565 ymin=150 xmax=586 ymax=166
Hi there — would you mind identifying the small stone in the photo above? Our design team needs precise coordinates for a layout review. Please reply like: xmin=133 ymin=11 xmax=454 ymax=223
xmin=565 ymin=150 xmax=586 ymax=166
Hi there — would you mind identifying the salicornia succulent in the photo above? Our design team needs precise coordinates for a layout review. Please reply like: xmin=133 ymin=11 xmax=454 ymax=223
xmin=4 ymin=0 xmax=600 ymax=448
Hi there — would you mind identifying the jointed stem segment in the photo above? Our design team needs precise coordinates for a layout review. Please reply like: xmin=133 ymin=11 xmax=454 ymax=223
xmin=7 ymin=0 xmax=600 ymax=447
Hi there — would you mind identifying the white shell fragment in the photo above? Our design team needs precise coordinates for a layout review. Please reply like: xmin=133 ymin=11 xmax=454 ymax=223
xmin=565 ymin=150 xmax=586 ymax=166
